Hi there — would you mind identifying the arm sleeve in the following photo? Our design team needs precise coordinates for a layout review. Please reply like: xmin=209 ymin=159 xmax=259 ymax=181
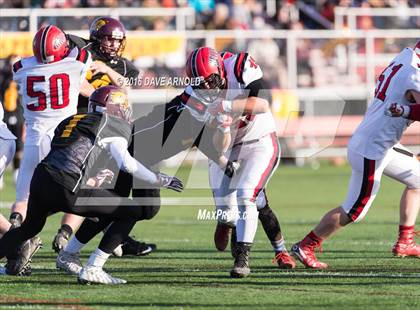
xmin=124 ymin=60 xmax=140 ymax=80
xmin=408 ymin=104 xmax=420 ymax=121
xmin=244 ymin=78 xmax=271 ymax=102
xmin=104 ymin=137 xmax=158 ymax=184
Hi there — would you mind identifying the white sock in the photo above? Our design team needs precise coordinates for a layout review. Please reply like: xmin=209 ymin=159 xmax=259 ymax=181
xmin=272 ymin=237 xmax=286 ymax=253
xmin=236 ymin=199 xmax=259 ymax=243
xmin=64 ymin=236 xmax=85 ymax=254
xmin=86 ymin=248 xmax=110 ymax=268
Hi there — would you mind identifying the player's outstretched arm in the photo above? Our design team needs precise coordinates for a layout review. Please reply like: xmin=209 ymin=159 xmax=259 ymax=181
xmin=90 ymin=61 xmax=127 ymax=88
xmin=107 ymin=137 xmax=183 ymax=192
xmin=80 ymin=79 xmax=95 ymax=97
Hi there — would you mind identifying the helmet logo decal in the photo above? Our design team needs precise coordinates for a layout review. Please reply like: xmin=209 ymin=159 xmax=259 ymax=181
xmin=111 ymin=29 xmax=124 ymax=39
xmin=110 ymin=91 xmax=128 ymax=106
xmin=53 ymin=37 xmax=65 ymax=49
xmin=94 ymin=19 xmax=108 ymax=31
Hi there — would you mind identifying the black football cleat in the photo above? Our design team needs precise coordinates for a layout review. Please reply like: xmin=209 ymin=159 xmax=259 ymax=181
xmin=121 ymin=236 xmax=156 ymax=256
xmin=5 ymin=236 xmax=42 ymax=276
xmin=230 ymin=242 xmax=251 ymax=278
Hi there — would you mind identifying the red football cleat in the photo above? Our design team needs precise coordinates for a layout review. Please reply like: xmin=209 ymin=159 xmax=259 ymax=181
xmin=273 ymin=251 xmax=296 ymax=269
xmin=291 ymin=242 xmax=328 ymax=269
xmin=214 ymin=222 xmax=232 ymax=251
xmin=392 ymin=241 xmax=420 ymax=258
xmin=393 ymin=228 xmax=420 ymax=258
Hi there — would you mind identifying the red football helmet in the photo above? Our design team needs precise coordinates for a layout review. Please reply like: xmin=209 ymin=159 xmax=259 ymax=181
xmin=33 ymin=25 xmax=69 ymax=64
xmin=88 ymin=86 xmax=132 ymax=122
xmin=89 ymin=17 xmax=126 ymax=60
xmin=186 ymin=47 xmax=226 ymax=103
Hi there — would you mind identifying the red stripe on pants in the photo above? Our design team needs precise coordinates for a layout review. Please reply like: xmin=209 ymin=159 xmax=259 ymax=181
xmin=349 ymin=159 xmax=376 ymax=221
xmin=252 ymin=133 xmax=279 ymax=201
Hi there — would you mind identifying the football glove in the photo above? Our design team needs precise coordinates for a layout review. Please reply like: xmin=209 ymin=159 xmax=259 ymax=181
xmin=207 ymin=100 xmax=233 ymax=116
xmin=385 ymin=103 xmax=410 ymax=118
xmin=157 ymin=173 xmax=184 ymax=192
xmin=89 ymin=169 xmax=114 ymax=188
xmin=216 ymin=114 xmax=233 ymax=133
xmin=224 ymin=160 xmax=240 ymax=178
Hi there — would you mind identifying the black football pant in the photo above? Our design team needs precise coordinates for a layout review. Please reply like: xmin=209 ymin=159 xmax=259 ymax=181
xmin=0 ymin=165 xmax=158 ymax=258
xmin=74 ymin=171 xmax=160 ymax=254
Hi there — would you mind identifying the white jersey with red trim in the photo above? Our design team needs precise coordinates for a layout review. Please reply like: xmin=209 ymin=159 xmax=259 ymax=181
xmin=0 ymin=103 xmax=16 ymax=140
xmin=182 ymin=52 xmax=276 ymax=143
xmin=349 ymin=48 xmax=420 ymax=160
xmin=13 ymin=47 xmax=91 ymax=145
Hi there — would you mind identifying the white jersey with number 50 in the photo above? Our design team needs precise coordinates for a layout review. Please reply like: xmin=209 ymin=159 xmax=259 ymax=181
xmin=13 ymin=47 xmax=91 ymax=145
xmin=349 ymin=48 xmax=420 ymax=160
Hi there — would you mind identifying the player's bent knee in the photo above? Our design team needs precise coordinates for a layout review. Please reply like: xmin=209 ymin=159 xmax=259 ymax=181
xmin=141 ymin=205 xmax=160 ymax=220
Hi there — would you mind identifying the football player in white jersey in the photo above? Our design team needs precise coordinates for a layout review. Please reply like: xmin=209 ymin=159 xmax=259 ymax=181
xmin=8 ymin=25 xmax=92 ymax=233
xmin=291 ymin=41 xmax=420 ymax=269
xmin=0 ymin=103 xmax=16 ymax=239
xmin=184 ymin=48 xmax=295 ymax=277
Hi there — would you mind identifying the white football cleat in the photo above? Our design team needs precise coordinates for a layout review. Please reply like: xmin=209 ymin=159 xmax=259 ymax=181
xmin=56 ymin=250 xmax=82 ymax=275
xmin=78 ymin=266 xmax=127 ymax=285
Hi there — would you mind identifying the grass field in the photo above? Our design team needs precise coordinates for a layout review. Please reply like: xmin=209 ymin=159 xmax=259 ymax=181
xmin=0 ymin=164 xmax=419 ymax=309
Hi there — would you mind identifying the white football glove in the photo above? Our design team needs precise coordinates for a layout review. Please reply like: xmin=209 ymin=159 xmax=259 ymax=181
xmin=216 ymin=114 xmax=233 ymax=133
xmin=156 ymin=173 xmax=184 ymax=192
xmin=207 ymin=100 xmax=233 ymax=116
xmin=88 ymin=169 xmax=114 ymax=188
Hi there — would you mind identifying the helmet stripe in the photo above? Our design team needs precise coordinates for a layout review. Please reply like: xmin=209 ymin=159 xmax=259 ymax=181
xmin=191 ymin=48 xmax=200 ymax=78
xmin=40 ymin=25 xmax=52 ymax=63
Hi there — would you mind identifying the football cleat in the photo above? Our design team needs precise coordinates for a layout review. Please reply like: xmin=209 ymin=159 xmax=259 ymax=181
xmin=52 ymin=228 xmax=71 ymax=253
xmin=273 ymin=251 xmax=297 ymax=269
xmin=392 ymin=229 xmax=420 ymax=258
xmin=120 ymin=236 xmax=156 ymax=256
xmin=214 ymin=222 xmax=232 ymax=251
xmin=230 ymin=243 xmax=251 ymax=278
xmin=56 ymin=250 xmax=83 ymax=275
xmin=392 ymin=242 xmax=420 ymax=258
xmin=5 ymin=236 xmax=42 ymax=276
xmin=78 ymin=266 xmax=127 ymax=285
xmin=291 ymin=242 xmax=328 ymax=269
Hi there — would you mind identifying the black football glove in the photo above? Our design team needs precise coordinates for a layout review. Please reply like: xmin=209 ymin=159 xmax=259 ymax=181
xmin=224 ymin=160 xmax=240 ymax=178
xmin=157 ymin=173 xmax=184 ymax=192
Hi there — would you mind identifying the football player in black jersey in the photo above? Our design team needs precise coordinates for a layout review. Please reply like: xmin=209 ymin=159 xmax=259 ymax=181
xmin=0 ymin=86 xmax=183 ymax=282
xmin=52 ymin=17 xmax=150 ymax=255
xmin=54 ymin=92 xmax=233 ymax=283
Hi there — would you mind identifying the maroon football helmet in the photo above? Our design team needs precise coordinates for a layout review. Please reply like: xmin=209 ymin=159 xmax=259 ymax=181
xmin=33 ymin=25 xmax=69 ymax=64
xmin=89 ymin=17 xmax=126 ymax=60
xmin=88 ymin=86 xmax=132 ymax=122
xmin=186 ymin=47 xmax=226 ymax=103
